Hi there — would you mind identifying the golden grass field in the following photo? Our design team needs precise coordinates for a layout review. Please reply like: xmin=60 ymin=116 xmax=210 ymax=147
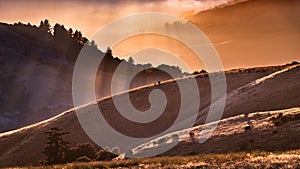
xmin=12 ymin=150 xmax=300 ymax=169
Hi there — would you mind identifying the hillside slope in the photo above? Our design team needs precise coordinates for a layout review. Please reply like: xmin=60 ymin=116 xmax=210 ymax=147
xmin=135 ymin=108 xmax=300 ymax=157
xmin=0 ymin=22 xmax=182 ymax=133
xmin=0 ymin=63 xmax=299 ymax=167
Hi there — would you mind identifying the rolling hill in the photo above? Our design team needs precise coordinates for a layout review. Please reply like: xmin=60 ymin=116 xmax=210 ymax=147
xmin=1 ymin=0 xmax=300 ymax=167
xmin=0 ymin=63 xmax=299 ymax=167
xmin=0 ymin=22 xmax=183 ymax=133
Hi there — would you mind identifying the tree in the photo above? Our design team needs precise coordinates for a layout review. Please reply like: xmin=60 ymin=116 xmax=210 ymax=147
xmin=68 ymin=28 xmax=73 ymax=36
xmin=41 ymin=127 xmax=71 ymax=165
xmin=128 ymin=57 xmax=134 ymax=64
xmin=39 ymin=19 xmax=51 ymax=34
xmin=53 ymin=24 xmax=67 ymax=40
xmin=90 ymin=40 xmax=97 ymax=48
xmin=200 ymin=69 xmax=207 ymax=73
xmin=106 ymin=46 xmax=112 ymax=56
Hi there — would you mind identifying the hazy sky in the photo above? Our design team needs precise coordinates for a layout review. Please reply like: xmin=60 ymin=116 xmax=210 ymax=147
xmin=3 ymin=0 xmax=297 ymax=72
xmin=0 ymin=0 xmax=232 ymax=37
xmin=0 ymin=0 xmax=236 ymax=71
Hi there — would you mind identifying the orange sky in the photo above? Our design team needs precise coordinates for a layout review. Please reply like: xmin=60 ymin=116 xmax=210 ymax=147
xmin=0 ymin=0 xmax=229 ymax=37
xmin=0 ymin=0 xmax=233 ymax=72
xmin=1 ymin=0 xmax=298 ymax=72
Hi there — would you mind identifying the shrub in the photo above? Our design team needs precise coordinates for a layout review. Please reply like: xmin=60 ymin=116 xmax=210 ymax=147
xmin=96 ymin=149 xmax=118 ymax=161
xmin=72 ymin=143 xmax=97 ymax=161
xmin=76 ymin=156 xmax=91 ymax=162
xmin=157 ymin=137 xmax=168 ymax=145
xmin=271 ymin=113 xmax=300 ymax=127
xmin=244 ymin=125 xmax=252 ymax=131
xmin=200 ymin=69 xmax=207 ymax=73
xmin=111 ymin=147 xmax=121 ymax=155
xmin=189 ymin=132 xmax=196 ymax=141
xmin=171 ymin=134 xmax=179 ymax=142
xmin=277 ymin=113 xmax=283 ymax=118
xmin=290 ymin=61 xmax=299 ymax=65
xmin=192 ymin=71 xmax=199 ymax=75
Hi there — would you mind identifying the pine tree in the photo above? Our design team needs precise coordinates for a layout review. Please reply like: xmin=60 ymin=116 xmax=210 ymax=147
xmin=42 ymin=127 xmax=70 ymax=165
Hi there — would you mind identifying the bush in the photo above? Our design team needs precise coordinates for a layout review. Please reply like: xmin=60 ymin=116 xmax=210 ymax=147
xmin=200 ymin=69 xmax=207 ymax=73
xmin=244 ymin=113 xmax=249 ymax=117
xmin=244 ymin=125 xmax=252 ymax=131
xmin=271 ymin=113 xmax=300 ymax=127
xmin=96 ymin=149 xmax=118 ymax=161
xmin=172 ymin=134 xmax=179 ymax=142
xmin=73 ymin=143 xmax=97 ymax=160
xmin=76 ymin=156 xmax=91 ymax=162
xmin=157 ymin=137 xmax=168 ymax=145
xmin=111 ymin=147 xmax=121 ymax=155
xmin=290 ymin=61 xmax=299 ymax=65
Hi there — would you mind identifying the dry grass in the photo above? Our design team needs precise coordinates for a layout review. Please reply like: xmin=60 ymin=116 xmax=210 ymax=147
xmin=10 ymin=150 xmax=300 ymax=169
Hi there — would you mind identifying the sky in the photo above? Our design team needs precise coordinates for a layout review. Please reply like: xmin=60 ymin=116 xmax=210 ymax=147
xmin=2 ymin=0 xmax=298 ymax=72
xmin=0 ymin=0 xmax=236 ymax=71
xmin=0 ymin=0 xmax=232 ymax=37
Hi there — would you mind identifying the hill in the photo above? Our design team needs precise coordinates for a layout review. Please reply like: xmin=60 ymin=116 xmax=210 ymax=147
xmin=0 ymin=63 xmax=299 ymax=167
xmin=0 ymin=21 xmax=183 ymax=133
xmin=186 ymin=0 xmax=300 ymax=69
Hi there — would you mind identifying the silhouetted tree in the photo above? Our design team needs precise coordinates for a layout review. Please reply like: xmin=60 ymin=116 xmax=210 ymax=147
xmin=39 ymin=19 xmax=51 ymax=34
xmin=90 ymin=40 xmax=97 ymax=47
xmin=68 ymin=28 xmax=73 ymax=36
xmin=73 ymin=30 xmax=83 ymax=42
xmin=106 ymin=46 xmax=112 ymax=56
xmin=200 ymin=69 xmax=207 ymax=73
xmin=53 ymin=24 xmax=68 ymax=40
xmin=128 ymin=57 xmax=134 ymax=64
xmin=82 ymin=37 xmax=89 ymax=44
xmin=41 ymin=127 xmax=70 ymax=165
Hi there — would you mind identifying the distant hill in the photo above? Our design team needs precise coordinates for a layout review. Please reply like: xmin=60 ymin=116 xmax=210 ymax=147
xmin=185 ymin=0 xmax=300 ymax=69
xmin=0 ymin=21 xmax=184 ymax=133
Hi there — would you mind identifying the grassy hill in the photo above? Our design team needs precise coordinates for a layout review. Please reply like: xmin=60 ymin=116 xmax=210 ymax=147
xmin=0 ymin=63 xmax=299 ymax=167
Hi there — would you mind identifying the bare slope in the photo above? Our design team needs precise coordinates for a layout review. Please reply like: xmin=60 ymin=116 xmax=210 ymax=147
xmin=0 ymin=63 xmax=299 ymax=167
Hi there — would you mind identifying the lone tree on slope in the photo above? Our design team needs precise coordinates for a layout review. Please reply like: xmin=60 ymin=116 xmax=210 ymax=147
xmin=41 ymin=127 xmax=71 ymax=165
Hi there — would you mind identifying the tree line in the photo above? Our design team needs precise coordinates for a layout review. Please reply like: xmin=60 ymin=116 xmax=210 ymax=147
xmin=41 ymin=127 xmax=119 ymax=165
